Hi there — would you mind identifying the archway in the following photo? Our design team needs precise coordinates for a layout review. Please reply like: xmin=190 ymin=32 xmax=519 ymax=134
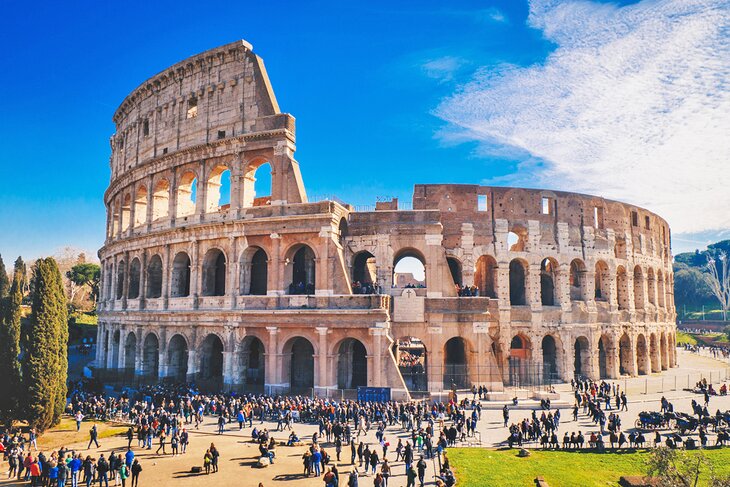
xmin=636 ymin=334 xmax=649 ymax=375
xmin=474 ymin=255 xmax=497 ymax=298
xmin=167 ymin=335 xmax=189 ymax=383
xmin=205 ymin=165 xmax=231 ymax=213
xmin=542 ymin=335 xmax=559 ymax=382
xmin=121 ymin=194 xmax=131 ymax=232
xmin=650 ymin=333 xmax=660 ymax=372
xmin=142 ymin=333 xmax=160 ymax=381
xmin=287 ymin=244 xmax=316 ymax=294
xmin=134 ymin=186 xmax=147 ymax=227
xmin=152 ymin=179 xmax=170 ymax=221
xmin=352 ymin=251 xmax=377 ymax=293
xmin=444 ymin=337 xmax=469 ymax=389
xmin=393 ymin=249 xmax=426 ymax=288
xmin=128 ymin=258 xmax=141 ymax=299
xmin=509 ymin=259 xmax=527 ymax=305
xmin=242 ymin=161 xmax=272 ymax=208
xmin=595 ymin=261 xmax=610 ymax=301
xmin=202 ymin=248 xmax=226 ymax=296
xmin=111 ymin=330 xmax=120 ymax=370
xmin=569 ymin=259 xmax=586 ymax=301
xmin=171 ymin=252 xmax=191 ymax=297
xmin=507 ymin=226 xmax=527 ymax=251
xmin=240 ymin=336 xmax=265 ymax=392
xmin=509 ymin=334 xmax=531 ymax=386
xmin=124 ymin=332 xmax=137 ymax=380
xmin=393 ymin=337 xmax=428 ymax=393
xmin=619 ymin=333 xmax=633 ymax=375
xmin=447 ymin=257 xmax=463 ymax=287
xmin=337 ymin=338 xmax=368 ymax=389
xmin=540 ymin=258 xmax=558 ymax=306
xmin=146 ymin=255 xmax=163 ymax=298
xmin=116 ymin=262 xmax=125 ymax=300
xmin=198 ymin=334 xmax=224 ymax=391
xmin=283 ymin=337 xmax=315 ymax=392
xmin=176 ymin=171 xmax=197 ymax=218
xmin=574 ymin=336 xmax=591 ymax=378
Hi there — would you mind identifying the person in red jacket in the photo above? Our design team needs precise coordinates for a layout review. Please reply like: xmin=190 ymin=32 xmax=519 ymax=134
xmin=29 ymin=459 xmax=41 ymax=487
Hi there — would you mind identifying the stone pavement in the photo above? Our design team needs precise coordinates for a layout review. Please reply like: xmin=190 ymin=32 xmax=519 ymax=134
xmin=2 ymin=350 xmax=730 ymax=487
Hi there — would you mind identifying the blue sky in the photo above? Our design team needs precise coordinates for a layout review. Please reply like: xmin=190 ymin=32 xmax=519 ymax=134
xmin=1 ymin=0 xmax=728 ymax=262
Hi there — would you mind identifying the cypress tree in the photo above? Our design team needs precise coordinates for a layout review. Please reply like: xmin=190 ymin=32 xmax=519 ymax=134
xmin=0 ymin=254 xmax=9 ymax=299
xmin=23 ymin=257 xmax=68 ymax=432
xmin=0 ymin=265 xmax=23 ymax=426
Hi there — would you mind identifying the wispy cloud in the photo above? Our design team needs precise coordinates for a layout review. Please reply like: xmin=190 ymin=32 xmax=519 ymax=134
xmin=436 ymin=0 xmax=730 ymax=235
xmin=422 ymin=56 xmax=468 ymax=83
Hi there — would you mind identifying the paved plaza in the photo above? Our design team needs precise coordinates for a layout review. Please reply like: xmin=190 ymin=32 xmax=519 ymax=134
xmin=2 ymin=350 xmax=730 ymax=487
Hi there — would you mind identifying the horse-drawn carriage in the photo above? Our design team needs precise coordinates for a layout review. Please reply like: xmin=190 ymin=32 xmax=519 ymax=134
xmin=635 ymin=411 xmax=671 ymax=430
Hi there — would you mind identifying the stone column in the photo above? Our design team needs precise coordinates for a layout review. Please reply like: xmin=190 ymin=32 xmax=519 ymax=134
xmin=196 ymin=160 xmax=207 ymax=221
xmin=223 ymin=351 xmax=234 ymax=388
xmin=163 ymin=244 xmax=171 ymax=309
xmin=229 ymin=236 xmax=239 ymax=308
xmin=315 ymin=327 xmax=329 ymax=391
xmin=266 ymin=327 xmax=279 ymax=389
xmin=139 ymin=251 xmax=148 ymax=307
xmin=373 ymin=326 xmax=384 ymax=387
xmin=186 ymin=349 xmax=197 ymax=383
xmin=168 ymin=170 xmax=178 ymax=227
xmin=527 ymin=263 xmax=541 ymax=310
xmin=268 ymin=233 xmax=282 ymax=295
xmin=145 ymin=174 xmax=154 ymax=231
xmin=191 ymin=240 xmax=200 ymax=308
xmin=122 ymin=252 xmax=130 ymax=310
xmin=496 ymin=265 xmax=510 ymax=309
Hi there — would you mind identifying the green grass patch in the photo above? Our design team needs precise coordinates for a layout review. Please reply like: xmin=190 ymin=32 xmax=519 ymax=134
xmin=676 ymin=331 xmax=698 ymax=346
xmin=449 ymin=448 xmax=730 ymax=487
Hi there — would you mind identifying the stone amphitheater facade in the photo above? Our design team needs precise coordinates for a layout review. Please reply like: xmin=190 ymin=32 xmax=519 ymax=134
xmin=96 ymin=40 xmax=677 ymax=399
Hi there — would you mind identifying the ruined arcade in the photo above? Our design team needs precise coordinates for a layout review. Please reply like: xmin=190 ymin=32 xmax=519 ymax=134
xmin=96 ymin=40 xmax=678 ymax=399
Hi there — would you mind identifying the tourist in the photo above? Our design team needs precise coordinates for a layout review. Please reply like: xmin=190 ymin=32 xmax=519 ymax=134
xmin=97 ymin=454 xmax=110 ymax=487
xmin=87 ymin=425 xmax=100 ymax=449
xmin=118 ymin=462 xmax=129 ymax=487
xmin=203 ymin=450 xmax=212 ymax=474
xmin=417 ymin=456 xmax=427 ymax=487
xmin=130 ymin=460 xmax=142 ymax=487
xmin=210 ymin=443 xmax=220 ymax=473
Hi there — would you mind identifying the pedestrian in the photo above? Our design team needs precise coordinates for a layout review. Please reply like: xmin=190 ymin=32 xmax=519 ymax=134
xmin=203 ymin=450 xmax=212 ymax=475
xmin=156 ymin=431 xmax=166 ymax=455
xmin=88 ymin=425 xmax=100 ymax=449
xmin=130 ymin=460 xmax=142 ymax=487
xmin=406 ymin=465 xmax=417 ymax=487
xmin=97 ymin=454 xmax=109 ymax=487
xmin=417 ymin=456 xmax=427 ymax=487
xmin=118 ymin=463 xmax=129 ymax=487
xmin=76 ymin=411 xmax=85 ymax=431
xmin=210 ymin=443 xmax=219 ymax=473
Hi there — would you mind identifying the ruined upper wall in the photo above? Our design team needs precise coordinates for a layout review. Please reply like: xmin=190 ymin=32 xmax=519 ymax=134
xmin=109 ymin=40 xmax=288 ymax=179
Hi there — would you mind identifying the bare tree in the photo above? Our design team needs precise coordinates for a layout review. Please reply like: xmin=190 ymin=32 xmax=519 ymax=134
xmin=706 ymin=251 xmax=730 ymax=321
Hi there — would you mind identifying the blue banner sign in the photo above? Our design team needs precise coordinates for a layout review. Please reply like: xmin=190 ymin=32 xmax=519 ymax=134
xmin=357 ymin=387 xmax=391 ymax=403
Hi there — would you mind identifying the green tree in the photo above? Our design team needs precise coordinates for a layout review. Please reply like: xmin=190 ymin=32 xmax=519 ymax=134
xmin=646 ymin=447 xmax=708 ymax=487
xmin=674 ymin=265 xmax=713 ymax=305
xmin=0 ymin=264 xmax=24 ymax=426
xmin=23 ymin=257 xmax=68 ymax=432
xmin=0 ymin=254 xmax=9 ymax=299
xmin=66 ymin=263 xmax=101 ymax=307
xmin=14 ymin=257 xmax=28 ymax=296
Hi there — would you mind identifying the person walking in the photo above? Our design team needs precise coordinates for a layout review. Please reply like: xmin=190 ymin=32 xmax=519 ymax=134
xmin=155 ymin=431 xmax=166 ymax=455
xmin=88 ymin=425 xmax=101 ymax=449
xmin=416 ymin=456 xmax=427 ymax=487
xmin=97 ymin=454 xmax=109 ymax=487
xmin=130 ymin=460 xmax=142 ymax=487
xmin=118 ymin=463 xmax=129 ymax=487
xmin=406 ymin=465 xmax=417 ymax=487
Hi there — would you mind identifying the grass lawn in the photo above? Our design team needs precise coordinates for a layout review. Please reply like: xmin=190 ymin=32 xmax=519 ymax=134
xmin=449 ymin=448 xmax=730 ymax=487
xmin=36 ymin=418 xmax=128 ymax=451
xmin=676 ymin=331 xmax=698 ymax=346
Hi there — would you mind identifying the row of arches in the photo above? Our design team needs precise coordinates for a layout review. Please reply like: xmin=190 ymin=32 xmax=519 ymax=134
xmin=109 ymin=159 xmax=273 ymax=238
xmin=105 ymin=329 xmax=369 ymax=392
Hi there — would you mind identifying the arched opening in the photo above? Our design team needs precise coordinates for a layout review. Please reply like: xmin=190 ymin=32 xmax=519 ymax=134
xmin=205 ymin=165 xmax=231 ymax=213
xmin=595 ymin=261 xmax=610 ymax=301
xmin=176 ymin=171 xmax=198 ymax=218
xmin=474 ymin=255 xmax=497 ymax=298
xmin=283 ymin=337 xmax=314 ymax=392
xmin=508 ymin=334 xmax=531 ymax=386
xmin=540 ymin=258 xmax=558 ymax=306
xmin=634 ymin=266 xmax=645 ymax=310
xmin=507 ymin=226 xmax=527 ymax=252
xmin=352 ymin=251 xmax=377 ymax=294
xmin=542 ymin=335 xmax=559 ymax=381
xmin=146 ymin=255 xmax=163 ymax=298
xmin=124 ymin=333 xmax=137 ymax=380
xmin=636 ymin=334 xmax=649 ymax=375
xmin=242 ymin=161 xmax=272 ymax=208
xmin=393 ymin=249 xmax=426 ymax=288
xmin=171 ymin=252 xmax=191 ymax=297
xmin=447 ymin=257 xmax=463 ymax=287
xmin=660 ymin=333 xmax=669 ymax=370
xmin=337 ymin=338 xmax=368 ymax=389
xmin=142 ymin=333 xmax=159 ymax=381
xmin=598 ymin=335 xmax=610 ymax=379
xmin=128 ymin=258 xmax=141 ymax=299
xmin=152 ymin=179 xmax=170 ymax=221
xmin=570 ymin=259 xmax=586 ymax=301
xmin=202 ymin=248 xmax=227 ymax=296
xmin=198 ymin=334 xmax=224 ymax=391
xmin=647 ymin=268 xmax=656 ymax=306
xmin=657 ymin=270 xmax=666 ymax=308
xmin=240 ymin=336 xmax=265 ymax=392
xmin=650 ymin=333 xmax=660 ymax=372
xmin=134 ymin=186 xmax=147 ymax=227
xmin=619 ymin=333 xmax=633 ymax=375
xmin=287 ymin=244 xmax=316 ymax=294
xmin=116 ymin=261 xmax=125 ymax=300
xmin=509 ymin=259 xmax=527 ymax=305
xmin=111 ymin=203 xmax=120 ymax=237
xmin=444 ymin=337 xmax=469 ymax=389
xmin=574 ymin=336 xmax=590 ymax=378
xmin=167 ymin=335 xmax=188 ymax=383
xmin=111 ymin=330 xmax=120 ymax=370
xmin=240 ymin=247 xmax=268 ymax=295
xmin=393 ymin=337 xmax=427 ymax=393
xmin=338 ymin=218 xmax=349 ymax=245
xmin=121 ymin=194 xmax=131 ymax=232
xmin=616 ymin=266 xmax=629 ymax=310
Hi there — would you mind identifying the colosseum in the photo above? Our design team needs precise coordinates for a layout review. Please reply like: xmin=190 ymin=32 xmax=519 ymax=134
xmin=96 ymin=40 xmax=678 ymax=400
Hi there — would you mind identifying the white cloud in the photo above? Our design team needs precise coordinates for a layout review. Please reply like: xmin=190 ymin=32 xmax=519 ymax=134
xmin=422 ymin=56 xmax=467 ymax=83
xmin=436 ymin=0 xmax=730 ymax=235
